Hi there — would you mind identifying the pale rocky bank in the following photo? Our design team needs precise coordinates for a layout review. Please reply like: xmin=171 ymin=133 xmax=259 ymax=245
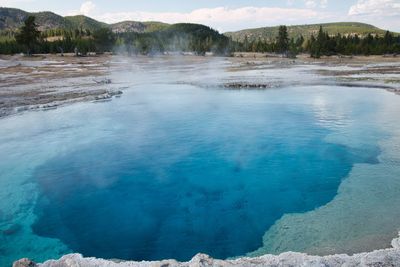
xmin=1 ymin=54 xmax=400 ymax=119
xmin=12 ymin=233 xmax=400 ymax=267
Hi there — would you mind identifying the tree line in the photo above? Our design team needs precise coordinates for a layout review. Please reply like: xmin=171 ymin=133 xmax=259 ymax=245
xmin=0 ymin=16 xmax=231 ymax=56
xmin=0 ymin=16 xmax=112 ymax=55
xmin=114 ymin=24 xmax=230 ymax=55
xmin=239 ymin=25 xmax=400 ymax=57
xmin=307 ymin=26 xmax=400 ymax=57
xmin=0 ymin=16 xmax=399 ymax=57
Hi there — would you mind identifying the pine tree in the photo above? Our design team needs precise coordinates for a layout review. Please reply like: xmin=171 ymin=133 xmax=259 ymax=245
xmin=15 ymin=16 xmax=41 ymax=55
xmin=315 ymin=26 xmax=325 ymax=57
xmin=308 ymin=34 xmax=317 ymax=58
xmin=276 ymin=25 xmax=289 ymax=55
xmin=243 ymin=35 xmax=249 ymax=52
xmin=93 ymin=28 xmax=116 ymax=53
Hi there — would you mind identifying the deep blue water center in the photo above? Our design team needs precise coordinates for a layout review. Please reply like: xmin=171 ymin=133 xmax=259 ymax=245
xmin=32 ymin=85 xmax=379 ymax=261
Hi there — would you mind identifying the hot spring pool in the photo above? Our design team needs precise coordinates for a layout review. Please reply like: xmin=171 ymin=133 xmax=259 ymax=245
xmin=1 ymin=84 xmax=400 ymax=265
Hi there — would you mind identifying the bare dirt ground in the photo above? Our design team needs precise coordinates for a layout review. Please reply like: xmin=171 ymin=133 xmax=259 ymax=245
xmin=0 ymin=53 xmax=399 ymax=118
xmin=230 ymin=53 xmax=400 ymax=87
xmin=0 ymin=54 xmax=123 ymax=117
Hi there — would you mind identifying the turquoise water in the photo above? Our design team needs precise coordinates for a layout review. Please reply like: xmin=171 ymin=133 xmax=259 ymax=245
xmin=0 ymin=84 xmax=399 ymax=265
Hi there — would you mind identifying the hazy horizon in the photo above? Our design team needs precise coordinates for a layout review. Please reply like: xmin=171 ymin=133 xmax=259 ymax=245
xmin=0 ymin=0 xmax=399 ymax=33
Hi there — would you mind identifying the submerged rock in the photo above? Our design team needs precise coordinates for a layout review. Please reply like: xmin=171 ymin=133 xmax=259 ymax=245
xmin=13 ymin=233 xmax=400 ymax=267
xmin=13 ymin=258 xmax=36 ymax=267
xmin=93 ymin=78 xmax=112 ymax=84
xmin=2 ymin=223 xmax=22 ymax=236
xmin=223 ymin=82 xmax=277 ymax=89
xmin=93 ymin=90 xmax=123 ymax=101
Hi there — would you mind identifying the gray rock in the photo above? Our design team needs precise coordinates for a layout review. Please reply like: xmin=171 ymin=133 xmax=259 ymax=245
xmin=13 ymin=233 xmax=400 ymax=267
xmin=13 ymin=258 xmax=37 ymax=267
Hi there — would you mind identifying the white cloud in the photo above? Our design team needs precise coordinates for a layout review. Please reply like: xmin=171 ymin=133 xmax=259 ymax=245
xmin=320 ymin=0 xmax=328 ymax=8
xmin=95 ymin=6 xmax=327 ymax=32
xmin=305 ymin=0 xmax=328 ymax=9
xmin=305 ymin=0 xmax=317 ymax=8
xmin=349 ymin=0 xmax=400 ymax=16
xmin=67 ymin=1 xmax=96 ymax=16
xmin=348 ymin=0 xmax=400 ymax=31
xmin=79 ymin=1 xmax=96 ymax=16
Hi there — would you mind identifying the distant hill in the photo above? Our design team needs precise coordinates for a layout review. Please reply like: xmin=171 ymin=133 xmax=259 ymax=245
xmin=111 ymin=21 xmax=169 ymax=33
xmin=1 ymin=7 xmax=397 ymax=42
xmin=0 ymin=7 xmax=167 ymax=33
xmin=64 ymin=15 xmax=108 ymax=32
xmin=224 ymin=22 xmax=395 ymax=42
xmin=113 ymin=23 xmax=230 ymax=55
xmin=142 ymin=22 xmax=170 ymax=32
xmin=0 ymin=8 xmax=72 ymax=31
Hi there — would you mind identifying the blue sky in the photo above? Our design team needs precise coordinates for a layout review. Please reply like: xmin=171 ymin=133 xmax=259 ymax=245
xmin=1 ymin=0 xmax=399 ymax=32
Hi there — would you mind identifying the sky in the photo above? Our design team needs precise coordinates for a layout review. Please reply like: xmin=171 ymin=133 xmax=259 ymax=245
xmin=0 ymin=0 xmax=399 ymax=32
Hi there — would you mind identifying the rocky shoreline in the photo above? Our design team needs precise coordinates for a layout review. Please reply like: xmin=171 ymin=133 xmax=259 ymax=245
xmin=13 ymin=232 xmax=400 ymax=267
xmin=0 ymin=54 xmax=126 ymax=118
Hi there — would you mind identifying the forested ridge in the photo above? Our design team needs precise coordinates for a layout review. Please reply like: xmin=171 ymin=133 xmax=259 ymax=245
xmin=0 ymin=8 xmax=399 ymax=57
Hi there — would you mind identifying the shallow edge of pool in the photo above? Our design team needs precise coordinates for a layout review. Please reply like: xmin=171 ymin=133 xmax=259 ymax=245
xmin=12 ymin=232 xmax=400 ymax=267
